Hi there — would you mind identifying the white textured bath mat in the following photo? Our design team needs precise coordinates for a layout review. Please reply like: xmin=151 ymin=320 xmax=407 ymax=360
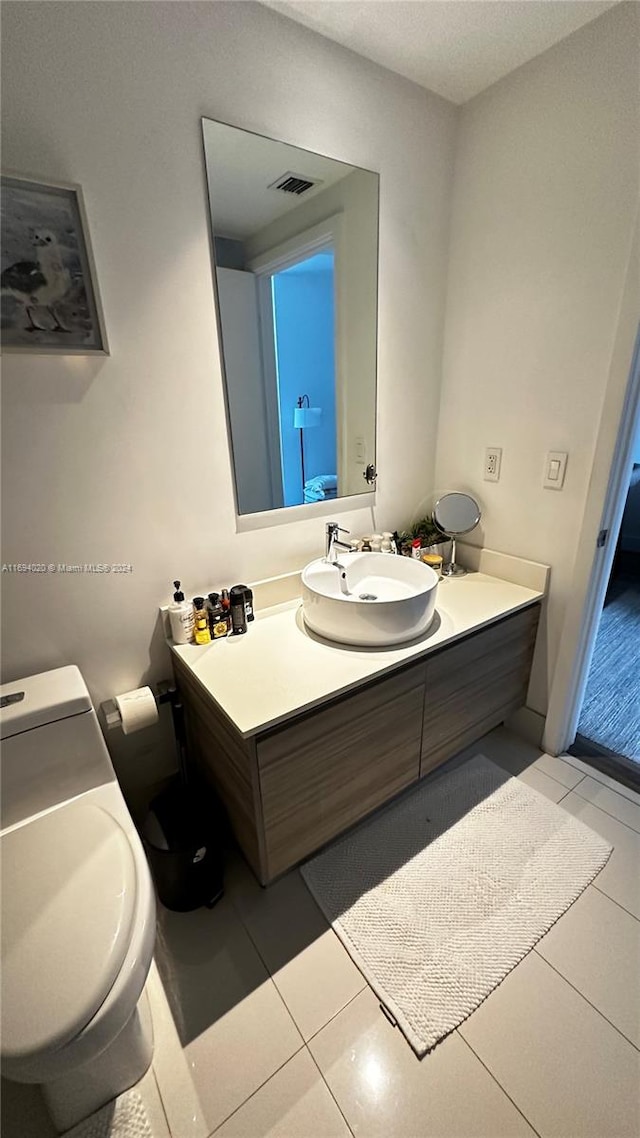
xmin=64 ymin=1091 xmax=154 ymax=1138
xmin=301 ymin=754 xmax=612 ymax=1056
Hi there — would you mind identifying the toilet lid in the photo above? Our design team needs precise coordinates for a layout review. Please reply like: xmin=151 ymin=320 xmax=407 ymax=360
xmin=1 ymin=801 xmax=137 ymax=1062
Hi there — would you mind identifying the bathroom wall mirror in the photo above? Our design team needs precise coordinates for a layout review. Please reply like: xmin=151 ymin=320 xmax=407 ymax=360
xmin=434 ymin=492 xmax=482 ymax=577
xmin=202 ymin=118 xmax=379 ymax=515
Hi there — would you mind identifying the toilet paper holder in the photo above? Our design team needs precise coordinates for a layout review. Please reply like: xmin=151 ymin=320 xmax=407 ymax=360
xmin=101 ymin=679 xmax=175 ymax=731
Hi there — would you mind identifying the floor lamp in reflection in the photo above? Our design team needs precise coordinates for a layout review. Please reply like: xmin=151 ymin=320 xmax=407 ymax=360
xmin=293 ymin=394 xmax=321 ymax=501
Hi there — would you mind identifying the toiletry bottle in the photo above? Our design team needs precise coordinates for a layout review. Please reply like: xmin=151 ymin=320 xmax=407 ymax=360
xmin=382 ymin=531 xmax=397 ymax=554
xmin=207 ymin=592 xmax=220 ymax=637
xmin=192 ymin=597 xmax=212 ymax=645
xmin=411 ymin=539 xmax=422 ymax=559
xmin=209 ymin=600 xmax=228 ymax=639
xmin=229 ymin=586 xmax=248 ymax=635
xmin=244 ymin=586 xmax=255 ymax=622
xmin=220 ymin=588 xmax=232 ymax=633
xmin=168 ymin=581 xmax=195 ymax=644
xmin=235 ymin=584 xmax=254 ymax=622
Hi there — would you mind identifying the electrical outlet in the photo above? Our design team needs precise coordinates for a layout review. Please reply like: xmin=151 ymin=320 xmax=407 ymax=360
xmin=484 ymin=447 xmax=502 ymax=482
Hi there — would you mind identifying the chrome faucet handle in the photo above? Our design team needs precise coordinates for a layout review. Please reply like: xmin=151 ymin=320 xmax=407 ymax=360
xmin=325 ymin=522 xmax=351 ymax=560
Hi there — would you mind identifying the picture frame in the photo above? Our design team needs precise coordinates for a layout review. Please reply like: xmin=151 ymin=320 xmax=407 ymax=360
xmin=1 ymin=173 xmax=109 ymax=355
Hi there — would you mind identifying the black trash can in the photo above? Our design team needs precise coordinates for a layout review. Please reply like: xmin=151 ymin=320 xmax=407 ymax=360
xmin=143 ymin=773 xmax=224 ymax=911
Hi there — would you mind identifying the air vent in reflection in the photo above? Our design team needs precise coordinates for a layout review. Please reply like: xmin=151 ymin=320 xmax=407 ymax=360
xmin=267 ymin=171 xmax=323 ymax=196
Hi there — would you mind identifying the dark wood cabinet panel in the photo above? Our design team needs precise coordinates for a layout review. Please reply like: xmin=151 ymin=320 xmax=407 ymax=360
xmin=421 ymin=606 xmax=540 ymax=778
xmin=257 ymin=663 xmax=426 ymax=879
xmin=173 ymin=654 xmax=264 ymax=878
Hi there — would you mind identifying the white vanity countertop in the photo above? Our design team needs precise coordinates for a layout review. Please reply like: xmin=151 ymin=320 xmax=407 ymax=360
xmin=170 ymin=558 xmax=546 ymax=738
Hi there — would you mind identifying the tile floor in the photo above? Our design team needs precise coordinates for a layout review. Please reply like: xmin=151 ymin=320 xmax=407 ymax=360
xmin=4 ymin=727 xmax=640 ymax=1138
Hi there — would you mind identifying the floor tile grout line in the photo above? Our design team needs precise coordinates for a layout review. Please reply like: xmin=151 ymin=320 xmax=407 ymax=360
xmin=166 ymin=890 xmax=309 ymax=1137
xmin=270 ymin=965 xmax=367 ymax=1045
xmin=558 ymin=755 xmax=637 ymax=801
xmin=455 ymin=1030 xmax=543 ymax=1138
xmin=505 ymin=737 xmax=640 ymax=801
xmin=224 ymin=873 xmax=369 ymax=1046
xmin=577 ymin=775 xmax=640 ymax=807
xmin=561 ymin=760 xmax=640 ymax=804
xmin=570 ymin=788 xmax=640 ymax=834
xmin=590 ymin=882 xmax=640 ymax=922
xmin=531 ymin=765 xmax=586 ymax=794
xmin=150 ymin=1066 xmax=173 ymax=1138
xmin=531 ymin=949 xmax=640 ymax=1054
xmin=205 ymin=1042 xmax=307 ymax=1137
xmin=224 ymin=864 xmax=330 ymax=981
xmin=498 ymin=758 xmax=584 ymax=796
xmin=304 ymin=986 xmax=369 ymax=1047
xmin=221 ymin=886 xmax=315 ymax=1046
xmin=306 ymin=1044 xmax=357 ymax=1137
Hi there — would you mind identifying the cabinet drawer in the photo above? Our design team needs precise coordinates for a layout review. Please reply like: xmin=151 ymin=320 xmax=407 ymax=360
xmin=257 ymin=662 xmax=426 ymax=879
xmin=421 ymin=605 xmax=540 ymax=777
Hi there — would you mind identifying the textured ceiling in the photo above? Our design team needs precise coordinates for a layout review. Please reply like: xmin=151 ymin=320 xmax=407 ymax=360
xmin=261 ymin=1 xmax=619 ymax=103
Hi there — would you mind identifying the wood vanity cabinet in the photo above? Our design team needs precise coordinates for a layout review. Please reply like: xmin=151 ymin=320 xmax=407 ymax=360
xmin=420 ymin=605 xmax=540 ymax=779
xmin=257 ymin=662 xmax=426 ymax=879
xmin=173 ymin=602 xmax=540 ymax=885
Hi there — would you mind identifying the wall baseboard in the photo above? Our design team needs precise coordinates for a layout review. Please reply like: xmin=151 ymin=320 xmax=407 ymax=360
xmin=505 ymin=705 xmax=545 ymax=749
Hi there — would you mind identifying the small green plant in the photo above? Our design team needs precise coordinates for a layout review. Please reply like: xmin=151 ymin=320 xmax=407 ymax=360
xmin=398 ymin=515 xmax=443 ymax=553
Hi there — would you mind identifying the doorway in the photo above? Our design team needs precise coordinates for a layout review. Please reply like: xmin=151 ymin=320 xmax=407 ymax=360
xmin=574 ymin=442 xmax=640 ymax=778
xmin=270 ymin=250 xmax=337 ymax=507
xmin=544 ymin=318 xmax=640 ymax=790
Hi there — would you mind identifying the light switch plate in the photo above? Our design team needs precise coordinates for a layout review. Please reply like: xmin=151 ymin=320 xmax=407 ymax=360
xmin=543 ymin=450 xmax=568 ymax=490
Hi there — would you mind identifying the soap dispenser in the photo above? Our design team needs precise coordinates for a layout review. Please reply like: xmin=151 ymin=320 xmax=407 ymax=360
xmin=168 ymin=581 xmax=195 ymax=644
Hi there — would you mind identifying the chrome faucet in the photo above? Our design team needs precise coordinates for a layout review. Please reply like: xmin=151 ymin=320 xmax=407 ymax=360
xmin=325 ymin=522 xmax=354 ymax=564
xmin=332 ymin=562 xmax=352 ymax=596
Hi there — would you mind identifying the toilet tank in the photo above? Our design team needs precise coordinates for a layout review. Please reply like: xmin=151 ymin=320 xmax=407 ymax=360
xmin=0 ymin=666 xmax=116 ymax=831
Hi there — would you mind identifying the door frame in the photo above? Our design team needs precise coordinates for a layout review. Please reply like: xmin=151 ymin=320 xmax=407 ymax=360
xmin=247 ymin=214 xmax=347 ymax=494
xmin=543 ymin=222 xmax=640 ymax=758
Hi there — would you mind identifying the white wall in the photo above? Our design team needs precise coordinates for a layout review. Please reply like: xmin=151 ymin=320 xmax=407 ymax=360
xmin=0 ymin=1 xmax=456 ymax=792
xmin=436 ymin=2 xmax=640 ymax=715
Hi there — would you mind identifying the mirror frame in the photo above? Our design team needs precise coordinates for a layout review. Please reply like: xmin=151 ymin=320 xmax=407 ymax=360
xmin=200 ymin=116 xmax=380 ymax=528
xmin=433 ymin=492 xmax=482 ymax=536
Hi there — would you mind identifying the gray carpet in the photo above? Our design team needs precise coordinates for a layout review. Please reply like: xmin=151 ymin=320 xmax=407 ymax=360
xmin=578 ymin=583 xmax=640 ymax=762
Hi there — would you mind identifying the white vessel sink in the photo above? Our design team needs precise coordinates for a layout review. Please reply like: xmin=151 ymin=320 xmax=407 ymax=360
xmin=301 ymin=552 xmax=439 ymax=647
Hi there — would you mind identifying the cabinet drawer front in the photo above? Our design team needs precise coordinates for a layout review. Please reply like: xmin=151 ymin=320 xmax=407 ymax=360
xmin=258 ymin=663 xmax=426 ymax=879
xmin=421 ymin=605 xmax=539 ymax=776
xmin=426 ymin=606 xmax=539 ymax=679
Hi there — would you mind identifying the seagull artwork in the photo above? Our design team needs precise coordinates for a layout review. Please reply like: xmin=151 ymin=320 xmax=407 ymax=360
xmin=1 ymin=228 xmax=72 ymax=332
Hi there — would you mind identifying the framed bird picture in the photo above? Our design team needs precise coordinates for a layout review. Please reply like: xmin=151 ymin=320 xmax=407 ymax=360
xmin=1 ymin=173 xmax=109 ymax=354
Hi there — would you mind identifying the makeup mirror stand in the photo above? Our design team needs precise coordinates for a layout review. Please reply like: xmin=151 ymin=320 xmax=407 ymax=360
xmin=433 ymin=492 xmax=482 ymax=578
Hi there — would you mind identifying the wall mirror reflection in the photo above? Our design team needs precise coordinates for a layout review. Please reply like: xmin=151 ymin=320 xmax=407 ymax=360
xmin=202 ymin=118 xmax=379 ymax=515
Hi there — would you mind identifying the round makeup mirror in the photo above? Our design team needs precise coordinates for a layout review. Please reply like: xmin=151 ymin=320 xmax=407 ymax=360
xmin=433 ymin=492 xmax=481 ymax=577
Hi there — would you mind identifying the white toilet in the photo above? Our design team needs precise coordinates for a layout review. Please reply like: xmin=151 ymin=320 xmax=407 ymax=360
xmin=0 ymin=665 xmax=156 ymax=1132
